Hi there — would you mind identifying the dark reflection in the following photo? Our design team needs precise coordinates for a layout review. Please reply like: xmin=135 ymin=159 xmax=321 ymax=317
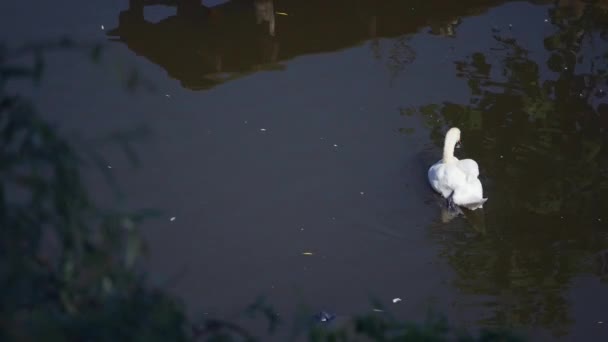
xmin=108 ymin=0 xmax=518 ymax=90
xmin=406 ymin=0 xmax=608 ymax=336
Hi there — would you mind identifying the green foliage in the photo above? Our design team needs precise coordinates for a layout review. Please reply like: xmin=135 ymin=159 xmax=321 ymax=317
xmin=0 ymin=39 xmax=191 ymax=342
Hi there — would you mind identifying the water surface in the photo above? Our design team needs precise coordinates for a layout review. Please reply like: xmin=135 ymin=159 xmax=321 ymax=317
xmin=3 ymin=0 xmax=608 ymax=340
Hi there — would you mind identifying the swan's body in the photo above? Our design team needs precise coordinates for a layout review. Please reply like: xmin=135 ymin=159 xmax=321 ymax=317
xmin=428 ymin=127 xmax=487 ymax=210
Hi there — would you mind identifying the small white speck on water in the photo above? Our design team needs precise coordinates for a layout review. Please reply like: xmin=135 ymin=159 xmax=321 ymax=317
xmin=500 ymin=155 xmax=503 ymax=159
xmin=170 ymin=217 xmax=176 ymax=222
xmin=598 ymin=321 xmax=604 ymax=324
xmin=333 ymin=144 xmax=338 ymax=147
xmin=508 ymin=24 xmax=512 ymax=27
xmin=101 ymin=25 xmax=105 ymax=30
xmin=373 ymin=308 xmax=384 ymax=312
xmin=244 ymin=120 xmax=248 ymax=124
xmin=544 ymin=19 xmax=548 ymax=23
xmin=599 ymin=218 xmax=602 ymax=222
xmin=107 ymin=165 xmax=112 ymax=169
xmin=580 ymin=93 xmax=584 ymax=97
xmin=564 ymin=66 xmax=568 ymax=70
xmin=360 ymin=191 xmax=365 ymax=195
xmin=300 ymin=227 xmax=304 ymax=231
xmin=392 ymin=298 xmax=402 ymax=303
xmin=260 ymin=128 xmax=267 ymax=132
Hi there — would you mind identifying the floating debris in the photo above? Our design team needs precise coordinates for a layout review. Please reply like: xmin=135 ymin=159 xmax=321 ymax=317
xmin=260 ymin=128 xmax=267 ymax=132
xmin=302 ymin=252 xmax=314 ymax=256
xmin=101 ymin=25 xmax=105 ymax=30
xmin=544 ymin=19 xmax=549 ymax=23
xmin=392 ymin=298 xmax=402 ymax=303
xmin=333 ymin=144 xmax=338 ymax=147
xmin=372 ymin=308 xmax=384 ymax=312
xmin=165 ymin=94 xmax=171 ymax=98
xmin=313 ymin=311 xmax=336 ymax=323
xmin=107 ymin=165 xmax=112 ymax=169
xmin=276 ymin=11 xmax=288 ymax=16
xmin=360 ymin=191 xmax=365 ymax=195
xmin=170 ymin=217 xmax=176 ymax=222
xmin=599 ymin=321 xmax=604 ymax=324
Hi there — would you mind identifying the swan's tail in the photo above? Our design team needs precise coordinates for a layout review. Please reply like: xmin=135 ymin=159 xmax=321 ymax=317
xmin=465 ymin=198 xmax=488 ymax=210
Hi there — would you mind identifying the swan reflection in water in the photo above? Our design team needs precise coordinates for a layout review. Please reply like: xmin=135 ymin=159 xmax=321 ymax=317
xmin=439 ymin=200 xmax=486 ymax=235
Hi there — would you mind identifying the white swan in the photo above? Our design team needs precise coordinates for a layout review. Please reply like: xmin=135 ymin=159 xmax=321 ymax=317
xmin=428 ymin=127 xmax=487 ymax=210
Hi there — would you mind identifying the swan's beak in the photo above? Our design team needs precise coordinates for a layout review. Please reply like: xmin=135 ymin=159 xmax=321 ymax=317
xmin=456 ymin=140 xmax=462 ymax=149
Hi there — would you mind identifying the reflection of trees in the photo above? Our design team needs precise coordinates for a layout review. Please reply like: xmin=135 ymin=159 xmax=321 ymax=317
xmin=385 ymin=36 xmax=416 ymax=84
xmin=404 ymin=1 xmax=608 ymax=336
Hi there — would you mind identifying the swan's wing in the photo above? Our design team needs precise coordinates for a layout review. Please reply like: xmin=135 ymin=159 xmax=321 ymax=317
xmin=456 ymin=159 xmax=480 ymax=179
xmin=428 ymin=161 xmax=450 ymax=197
xmin=452 ymin=177 xmax=486 ymax=208
xmin=428 ymin=161 xmax=467 ymax=198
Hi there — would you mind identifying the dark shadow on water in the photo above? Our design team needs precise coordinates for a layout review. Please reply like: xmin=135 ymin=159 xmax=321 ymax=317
xmin=107 ymin=0 xmax=530 ymax=90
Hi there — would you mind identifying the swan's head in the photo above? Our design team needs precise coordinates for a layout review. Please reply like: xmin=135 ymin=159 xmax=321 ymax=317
xmin=445 ymin=127 xmax=462 ymax=149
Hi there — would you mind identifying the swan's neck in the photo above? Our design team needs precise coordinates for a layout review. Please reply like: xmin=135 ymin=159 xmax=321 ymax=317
xmin=443 ymin=139 xmax=457 ymax=163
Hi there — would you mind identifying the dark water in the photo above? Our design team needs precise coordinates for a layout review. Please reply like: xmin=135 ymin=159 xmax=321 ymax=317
xmin=3 ymin=0 xmax=608 ymax=340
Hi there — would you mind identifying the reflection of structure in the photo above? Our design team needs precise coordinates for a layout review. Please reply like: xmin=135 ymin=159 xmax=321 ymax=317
xmin=429 ymin=19 xmax=461 ymax=37
xmin=254 ymin=0 xmax=275 ymax=36
xmin=108 ymin=0 xmax=281 ymax=90
xmin=108 ymin=0 xmax=520 ymax=91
